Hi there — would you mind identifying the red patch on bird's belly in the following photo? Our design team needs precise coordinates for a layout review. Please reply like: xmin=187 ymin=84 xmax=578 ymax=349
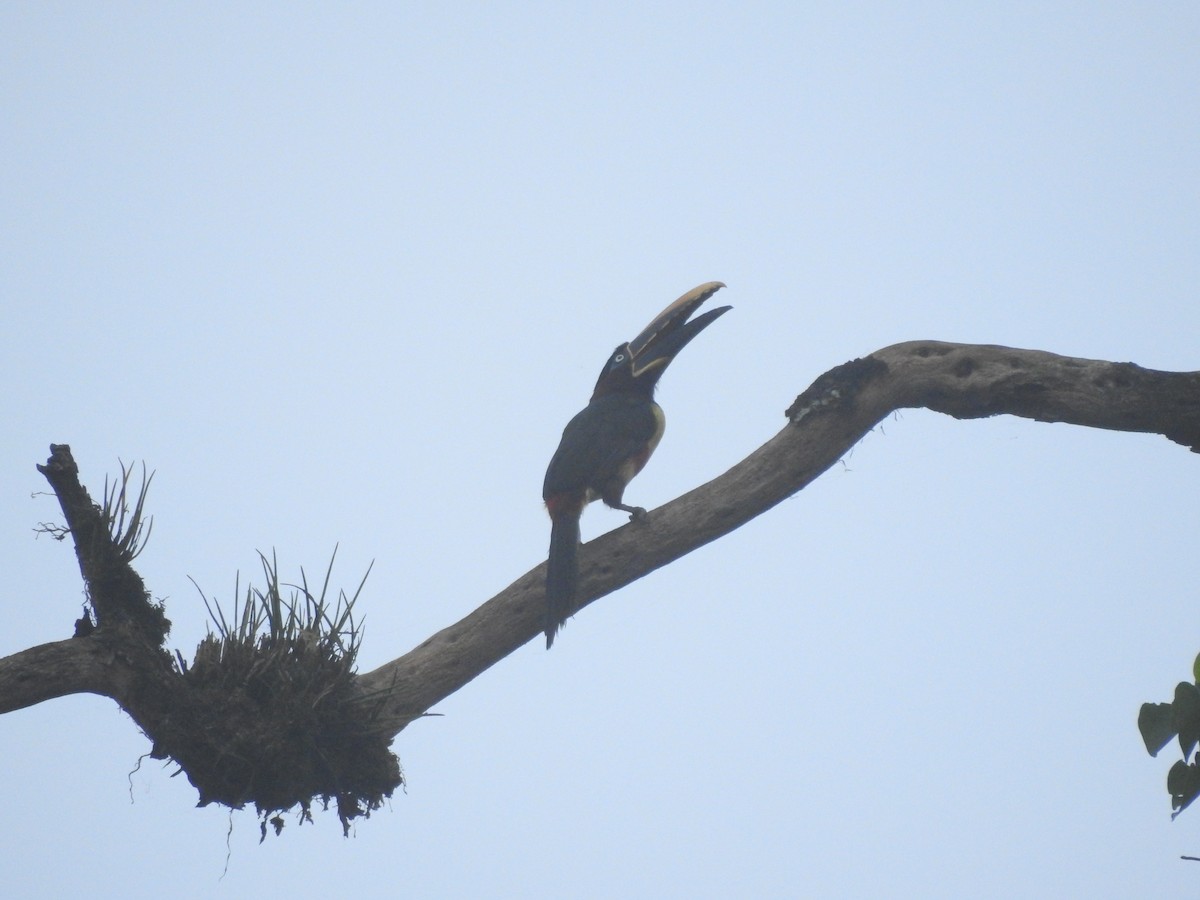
xmin=544 ymin=492 xmax=586 ymax=519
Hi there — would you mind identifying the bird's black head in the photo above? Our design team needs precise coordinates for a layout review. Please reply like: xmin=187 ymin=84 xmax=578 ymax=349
xmin=591 ymin=282 xmax=730 ymax=399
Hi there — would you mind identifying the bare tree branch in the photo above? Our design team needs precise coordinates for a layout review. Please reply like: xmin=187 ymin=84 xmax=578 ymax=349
xmin=5 ymin=446 xmax=177 ymax=730
xmin=355 ymin=342 xmax=1200 ymax=733
xmin=37 ymin=444 xmax=169 ymax=641
xmin=4 ymin=343 xmax=1198 ymax=747
xmin=0 ymin=636 xmax=139 ymax=714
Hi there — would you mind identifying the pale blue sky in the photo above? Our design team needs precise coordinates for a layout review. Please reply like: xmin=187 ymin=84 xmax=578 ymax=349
xmin=3 ymin=4 xmax=1198 ymax=897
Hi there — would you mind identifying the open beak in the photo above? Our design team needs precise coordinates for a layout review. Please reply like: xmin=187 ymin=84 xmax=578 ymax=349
xmin=628 ymin=281 xmax=730 ymax=377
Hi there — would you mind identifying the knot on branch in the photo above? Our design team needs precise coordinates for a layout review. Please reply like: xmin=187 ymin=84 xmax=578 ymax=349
xmin=786 ymin=355 xmax=888 ymax=423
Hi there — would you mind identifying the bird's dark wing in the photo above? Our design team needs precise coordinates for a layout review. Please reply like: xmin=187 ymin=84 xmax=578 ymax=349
xmin=542 ymin=394 xmax=659 ymax=498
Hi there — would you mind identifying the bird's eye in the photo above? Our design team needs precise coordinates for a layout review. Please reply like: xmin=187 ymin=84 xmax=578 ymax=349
xmin=613 ymin=353 xmax=626 ymax=363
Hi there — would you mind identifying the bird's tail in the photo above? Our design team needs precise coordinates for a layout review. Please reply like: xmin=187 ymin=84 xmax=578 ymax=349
xmin=545 ymin=513 xmax=581 ymax=649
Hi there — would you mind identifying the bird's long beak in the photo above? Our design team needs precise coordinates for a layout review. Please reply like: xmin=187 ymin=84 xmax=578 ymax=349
xmin=628 ymin=281 xmax=730 ymax=377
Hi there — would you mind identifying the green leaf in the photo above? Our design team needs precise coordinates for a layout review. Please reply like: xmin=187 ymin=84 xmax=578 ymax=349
xmin=1139 ymin=702 xmax=1177 ymax=756
xmin=1175 ymin=682 xmax=1200 ymax=759
xmin=1168 ymin=760 xmax=1200 ymax=818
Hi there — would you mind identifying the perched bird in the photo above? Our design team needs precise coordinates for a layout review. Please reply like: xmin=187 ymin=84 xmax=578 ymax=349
xmin=541 ymin=282 xmax=731 ymax=648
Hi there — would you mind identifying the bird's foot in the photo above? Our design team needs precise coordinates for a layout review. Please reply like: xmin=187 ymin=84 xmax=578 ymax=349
xmin=610 ymin=501 xmax=648 ymax=522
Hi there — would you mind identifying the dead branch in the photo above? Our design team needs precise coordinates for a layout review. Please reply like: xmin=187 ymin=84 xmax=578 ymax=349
xmin=354 ymin=341 xmax=1200 ymax=733
xmin=3 ymin=343 xmax=1197 ymax=741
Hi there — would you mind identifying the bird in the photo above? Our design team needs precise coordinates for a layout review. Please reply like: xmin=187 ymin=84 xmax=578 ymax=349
xmin=541 ymin=282 xmax=731 ymax=648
